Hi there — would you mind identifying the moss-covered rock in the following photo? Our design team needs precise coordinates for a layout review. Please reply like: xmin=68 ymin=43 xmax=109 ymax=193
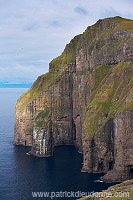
xmin=84 ymin=62 xmax=133 ymax=138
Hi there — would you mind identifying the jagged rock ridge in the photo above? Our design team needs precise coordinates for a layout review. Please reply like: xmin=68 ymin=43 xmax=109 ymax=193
xmin=14 ymin=16 xmax=133 ymax=182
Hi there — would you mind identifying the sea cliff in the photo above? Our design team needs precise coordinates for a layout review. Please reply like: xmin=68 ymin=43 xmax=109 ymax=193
xmin=14 ymin=16 xmax=133 ymax=182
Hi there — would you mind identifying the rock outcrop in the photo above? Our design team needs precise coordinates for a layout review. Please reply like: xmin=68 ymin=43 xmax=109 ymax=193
xmin=14 ymin=16 xmax=133 ymax=182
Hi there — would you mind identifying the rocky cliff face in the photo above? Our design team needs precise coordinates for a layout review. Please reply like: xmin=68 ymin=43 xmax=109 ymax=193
xmin=14 ymin=16 xmax=133 ymax=182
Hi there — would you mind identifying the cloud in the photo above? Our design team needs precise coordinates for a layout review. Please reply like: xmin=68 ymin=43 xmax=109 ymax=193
xmin=24 ymin=22 xmax=39 ymax=31
xmin=75 ymin=7 xmax=88 ymax=15
xmin=49 ymin=21 xmax=62 ymax=28
xmin=0 ymin=0 xmax=132 ymax=83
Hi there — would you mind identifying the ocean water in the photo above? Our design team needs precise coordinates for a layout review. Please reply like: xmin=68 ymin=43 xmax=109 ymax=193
xmin=0 ymin=88 xmax=114 ymax=200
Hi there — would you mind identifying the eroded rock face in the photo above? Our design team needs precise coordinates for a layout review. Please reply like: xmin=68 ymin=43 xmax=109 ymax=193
xmin=102 ymin=109 xmax=133 ymax=182
xmin=82 ymin=119 xmax=115 ymax=173
xmin=14 ymin=17 xmax=133 ymax=182
xmin=14 ymin=103 xmax=34 ymax=146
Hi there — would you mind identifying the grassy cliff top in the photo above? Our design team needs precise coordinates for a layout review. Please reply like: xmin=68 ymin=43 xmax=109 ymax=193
xmin=86 ymin=16 xmax=133 ymax=31
xmin=16 ymin=72 xmax=61 ymax=108
xmin=49 ymin=16 xmax=133 ymax=71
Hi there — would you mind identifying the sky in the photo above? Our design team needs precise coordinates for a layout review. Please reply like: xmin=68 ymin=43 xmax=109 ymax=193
xmin=0 ymin=0 xmax=133 ymax=83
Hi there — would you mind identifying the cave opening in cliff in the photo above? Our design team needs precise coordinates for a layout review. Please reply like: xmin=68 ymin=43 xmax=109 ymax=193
xmin=72 ymin=119 xmax=76 ymax=141
xmin=129 ymin=168 xmax=133 ymax=179
xmin=98 ymin=161 xmax=103 ymax=171
xmin=25 ymin=140 xmax=26 ymax=146
xmin=108 ymin=161 xmax=114 ymax=170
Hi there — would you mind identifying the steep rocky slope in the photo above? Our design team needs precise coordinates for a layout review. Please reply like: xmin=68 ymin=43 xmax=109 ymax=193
xmin=14 ymin=16 xmax=133 ymax=182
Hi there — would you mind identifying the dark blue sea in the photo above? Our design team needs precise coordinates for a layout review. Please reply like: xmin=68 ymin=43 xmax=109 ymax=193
xmin=0 ymin=88 xmax=114 ymax=200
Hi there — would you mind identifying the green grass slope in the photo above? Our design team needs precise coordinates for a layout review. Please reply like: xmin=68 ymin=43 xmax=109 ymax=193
xmin=84 ymin=62 xmax=133 ymax=138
